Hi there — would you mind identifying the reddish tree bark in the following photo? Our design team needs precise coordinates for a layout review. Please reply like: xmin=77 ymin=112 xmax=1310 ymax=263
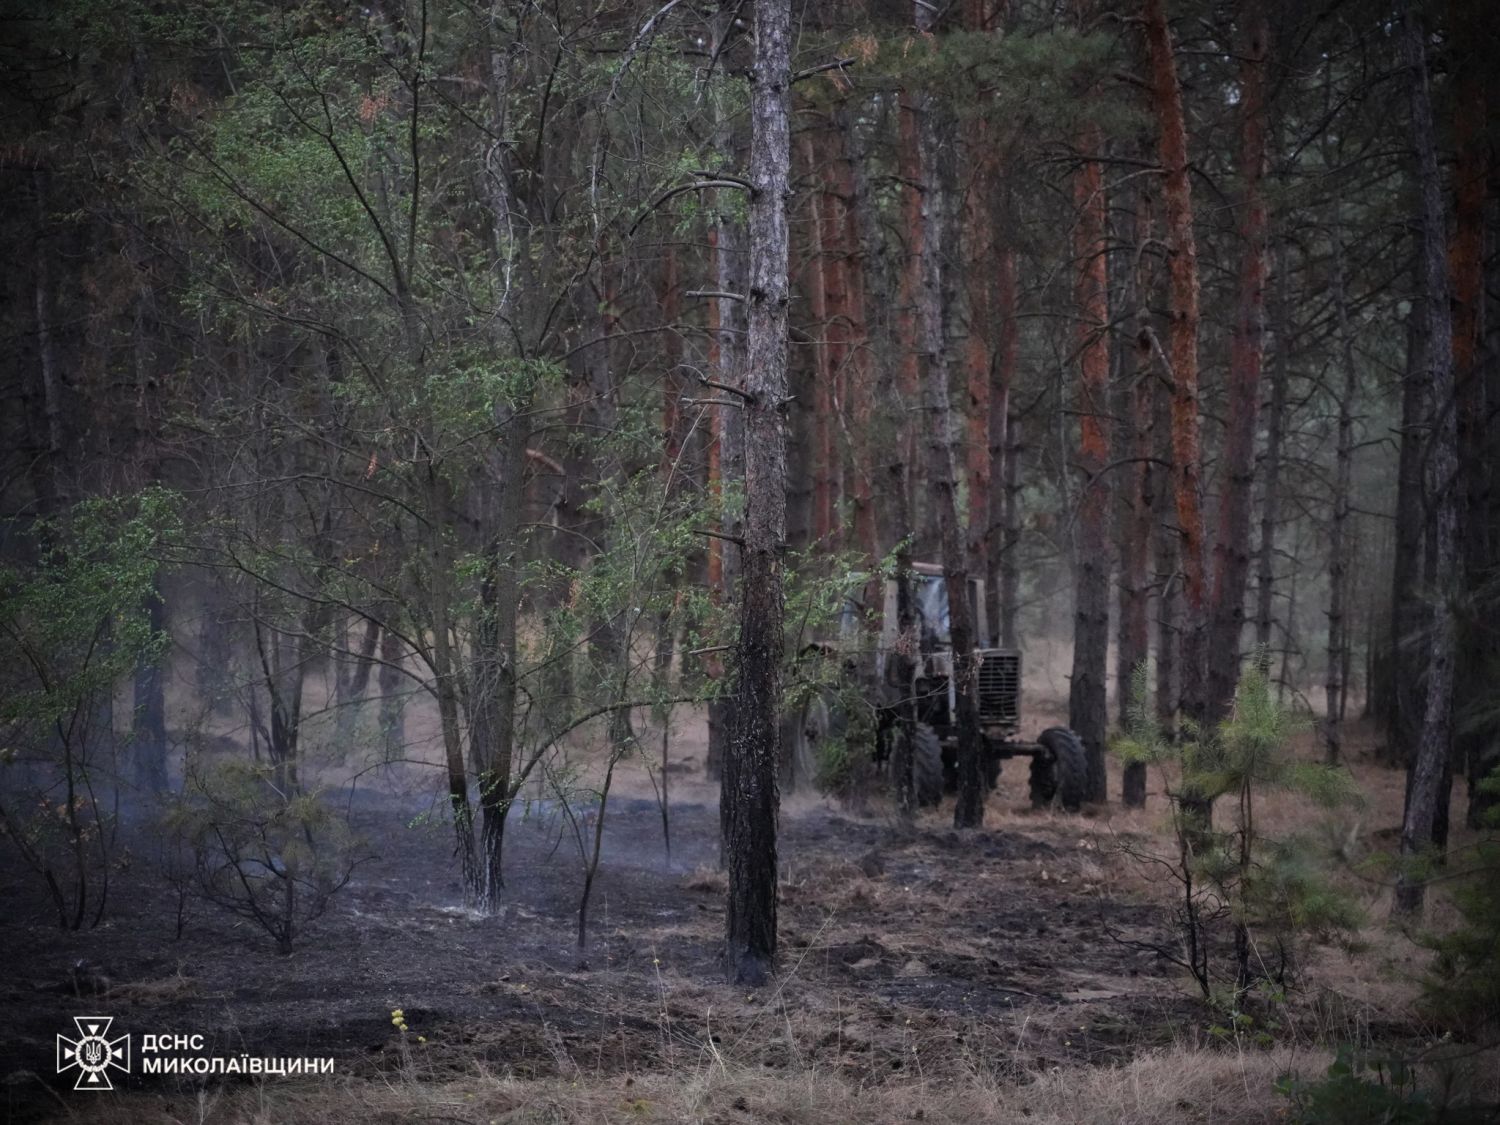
xmin=1206 ymin=0 xmax=1268 ymax=725
xmin=816 ymin=124 xmax=859 ymax=556
xmin=825 ymin=110 xmax=878 ymax=567
xmin=801 ymin=132 xmax=838 ymax=549
xmin=1143 ymin=0 xmax=1209 ymax=728
xmin=897 ymin=89 xmax=926 ymax=551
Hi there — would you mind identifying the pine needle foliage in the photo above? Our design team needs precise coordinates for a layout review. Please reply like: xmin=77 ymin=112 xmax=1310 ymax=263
xmin=1113 ymin=660 xmax=1363 ymax=1002
xmin=1420 ymin=768 xmax=1500 ymax=1035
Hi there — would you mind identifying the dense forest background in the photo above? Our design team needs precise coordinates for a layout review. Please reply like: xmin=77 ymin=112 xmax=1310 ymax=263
xmin=2 ymin=0 xmax=1500 ymax=1117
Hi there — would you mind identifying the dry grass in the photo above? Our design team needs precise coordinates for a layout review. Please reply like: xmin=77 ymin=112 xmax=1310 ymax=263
xmin=104 ymin=969 xmax=199 ymax=1005
xmin=116 ymin=669 xmax=1489 ymax=1125
xmin=54 ymin=1044 xmax=1327 ymax=1124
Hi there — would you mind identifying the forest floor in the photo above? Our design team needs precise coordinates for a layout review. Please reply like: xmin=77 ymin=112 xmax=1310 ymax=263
xmin=1 ymin=704 xmax=1493 ymax=1123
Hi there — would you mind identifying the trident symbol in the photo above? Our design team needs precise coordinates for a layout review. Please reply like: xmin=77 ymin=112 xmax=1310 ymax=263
xmin=56 ymin=1017 xmax=130 ymax=1091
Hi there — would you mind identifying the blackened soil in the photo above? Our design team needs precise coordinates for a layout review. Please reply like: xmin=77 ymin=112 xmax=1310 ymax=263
xmin=0 ymin=791 xmax=1194 ymax=1122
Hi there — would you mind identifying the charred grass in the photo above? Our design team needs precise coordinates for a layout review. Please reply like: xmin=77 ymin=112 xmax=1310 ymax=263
xmin=2 ymin=711 xmax=1494 ymax=1122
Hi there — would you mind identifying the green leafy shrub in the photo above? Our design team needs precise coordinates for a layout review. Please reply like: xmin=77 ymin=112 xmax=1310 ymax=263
xmin=0 ymin=490 xmax=178 ymax=928
xmin=1420 ymin=768 xmax=1500 ymax=1034
xmin=1112 ymin=662 xmax=1363 ymax=999
xmin=163 ymin=760 xmax=369 ymax=952
xmin=1278 ymin=1047 xmax=1439 ymax=1124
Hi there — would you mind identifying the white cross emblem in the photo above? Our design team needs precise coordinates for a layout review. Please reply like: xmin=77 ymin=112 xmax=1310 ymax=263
xmin=56 ymin=1016 xmax=130 ymax=1091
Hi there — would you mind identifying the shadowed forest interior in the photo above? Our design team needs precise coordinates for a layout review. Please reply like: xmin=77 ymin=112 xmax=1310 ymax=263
xmin=2 ymin=0 xmax=1499 ymax=1121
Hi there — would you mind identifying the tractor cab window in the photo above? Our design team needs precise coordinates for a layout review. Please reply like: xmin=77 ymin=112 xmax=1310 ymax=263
xmin=914 ymin=573 xmax=986 ymax=652
xmin=915 ymin=575 xmax=949 ymax=651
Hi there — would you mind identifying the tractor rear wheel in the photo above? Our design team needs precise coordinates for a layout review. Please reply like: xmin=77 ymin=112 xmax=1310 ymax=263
xmin=782 ymin=693 xmax=844 ymax=792
xmin=1031 ymin=727 xmax=1088 ymax=812
xmin=912 ymin=723 xmax=944 ymax=807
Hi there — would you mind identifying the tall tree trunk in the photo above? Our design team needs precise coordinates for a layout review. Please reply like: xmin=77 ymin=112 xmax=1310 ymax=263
xmin=962 ymin=1 xmax=996 ymax=593
xmin=132 ymin=577 xmax=170 ymax=792
xmin=1152 ymin=345 xmax=1181 ymax=732
xmin=911 ymin=4 xmax=985 ymax=829
xmin=706 ymin=36 xmax=747 ymax=786
xmin=1325 ymin=234 xmax=1357 ymax=766
xmin=1255 ymin=241 xmax=1291 ymax=658
xmin=472 ymin=456 xmax=525 ymax=912
xmin=1206 ymin=0 xmax=1269 ymax=726
xmin=851 ymin=95 xmax=919 ymax=818
xmin=1069 ymin=122 xmax=1112 ymax=805
xmin=128 ymin=260 xmax=169 ymax=793
xmin=378 ymin=617 xmax=406 ymax=756
xmin=1394 ymin=1 xmax=1459 ymax=918
xmin=1449 ymin=0 xmax=1498 ymax=829
xmin=802 ymin=133 xmax=838 ymax=550
xmin=1143 ymin=0 xmax=1209 ymax=735
xmin=1120 ymin=172 xmax=1157 ymax=807
xmin=829 ymin=107 xmax=878 ymax=568
xmin=1389 ymin=273 xmax=1428 ymax=770
xmin=425 ymin=477 xmax=478 ymax=903
xmin=656 ymin=244 xmax=685 ymax=685
xmin=335 ymin=617 xmax=380 ymax=742
xmin=896 ymin=89 xmax=927 ymax=556
xmin=31 ymin=169 xmax=64 ymax=515
xmin=994 ymin=250 xmax=1021 ymax=649
xmin=723 ymin=0 xmax=790 ymax=986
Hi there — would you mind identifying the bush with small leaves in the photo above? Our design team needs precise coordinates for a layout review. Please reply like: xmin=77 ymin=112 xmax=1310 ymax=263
xmin=163 ymin=760 xmax=369 ymax=953
xmin=1112 ymin=661 xmax=1363 ymax=1001
xmin=1420 ymin=768 xmax=1500 ymax=1035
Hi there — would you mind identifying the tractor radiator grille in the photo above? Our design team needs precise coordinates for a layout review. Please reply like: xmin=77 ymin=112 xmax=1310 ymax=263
xmin=976 ymin=650 xmax=1020 ymax=726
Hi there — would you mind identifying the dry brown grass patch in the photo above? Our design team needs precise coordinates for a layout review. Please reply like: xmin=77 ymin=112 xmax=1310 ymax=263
xmin=56 ymin=1045 xmax=1331 ymax=1124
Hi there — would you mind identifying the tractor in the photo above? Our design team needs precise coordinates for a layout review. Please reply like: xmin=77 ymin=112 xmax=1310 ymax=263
xmin=784 ymin=563 xmax=1088 ymax=812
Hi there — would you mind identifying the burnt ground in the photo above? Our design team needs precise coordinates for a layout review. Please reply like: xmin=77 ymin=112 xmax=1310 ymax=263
xmin=0 ymin=772 xmax=1202 ymax=1123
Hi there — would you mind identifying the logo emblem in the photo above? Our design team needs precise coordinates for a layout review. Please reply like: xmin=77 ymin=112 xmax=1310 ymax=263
xmin=57 ymin=1016 xmax=130 ymax=1090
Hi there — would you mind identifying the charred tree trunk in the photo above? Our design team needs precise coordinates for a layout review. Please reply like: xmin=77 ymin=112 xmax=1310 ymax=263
xmin=723 ymin=0 xmax=790 ymax=985
xmin=1394 ymin=1 xmax=1459 ymax=918
xmin=470 ymin=405 xmax=528 ymax=913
